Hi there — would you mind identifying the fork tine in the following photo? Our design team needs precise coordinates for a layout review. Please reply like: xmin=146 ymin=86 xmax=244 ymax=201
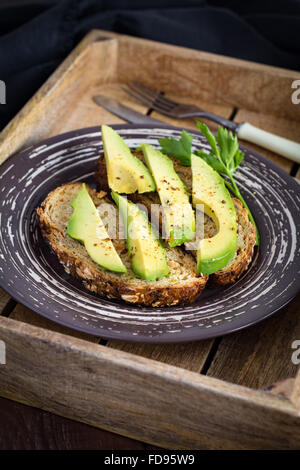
xmin=122 ymin=86 xmax=155 ymax=108
xmin=125 ymin=85 xmax=171 ymax=111
xmin=130 ymin=83 xmax=175 ymax=111
xmin=131 ymin=81 xmax=161 ymax=101
xmin=126 ymin=84 xmax=173 ymax=112
xmin=131 ymin=82 xmax=177 ymax=108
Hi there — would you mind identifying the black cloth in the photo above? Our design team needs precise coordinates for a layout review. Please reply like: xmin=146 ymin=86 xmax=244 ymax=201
xmin=0 ymin=0 xmax=299 ymax=130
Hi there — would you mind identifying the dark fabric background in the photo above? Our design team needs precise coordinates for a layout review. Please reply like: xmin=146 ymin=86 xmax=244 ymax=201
xmin=0 ymin=0 xmax=299 ymax=130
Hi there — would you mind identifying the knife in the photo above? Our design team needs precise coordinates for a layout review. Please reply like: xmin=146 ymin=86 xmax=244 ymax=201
xmin=93 ymin=95 xmax=164 ymax=125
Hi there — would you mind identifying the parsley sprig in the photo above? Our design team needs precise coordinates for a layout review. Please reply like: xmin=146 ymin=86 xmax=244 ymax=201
xmin=159 ymin=122 xmax=259 ymax=245
xmin=158 ymin=130 xmax=193 ymax=166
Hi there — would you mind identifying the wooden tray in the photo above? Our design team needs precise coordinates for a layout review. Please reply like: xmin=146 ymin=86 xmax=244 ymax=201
xmin=0 ymin=30 xmax=300 ymax=450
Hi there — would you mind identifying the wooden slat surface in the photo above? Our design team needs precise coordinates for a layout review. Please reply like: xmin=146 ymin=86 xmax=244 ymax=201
xmin=10 ymin=304 xmax=100 ymax=343
xmin=108 ymin=340 xmax=213 ymax=372
xmin=0 ymin=287 xmax=12 ymax=316
xmin=49 ymin=83 xmax=149 ymax=136
xmin=207 ymin=295 xmax=300 ymax=389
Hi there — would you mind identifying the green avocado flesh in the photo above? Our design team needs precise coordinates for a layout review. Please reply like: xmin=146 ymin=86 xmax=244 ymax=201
xmin=67 ymin=184 xmax=127 ymax=273
xmin=191 ymin=154 xmax=237 ymax=275
xmin=111 ymin=191 xmax=169 ymax=282
xmin=141 ymin=144 xmax=195 ymax=247
xmin=101 ymin=125 xmax=155 ymax=194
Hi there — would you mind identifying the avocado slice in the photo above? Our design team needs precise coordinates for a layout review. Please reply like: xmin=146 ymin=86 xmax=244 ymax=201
xmin=191 ymin=154 xmax=237 ymax=275
xmin=101 ymin=125 xmax=155 ymax=194
xmin=111 ymin=191 xmax=169 ymax=281
xmin=67 ymin=184 xmax=127 ymax=273
xmin=141 ymin=144 xmax=195 ymax=247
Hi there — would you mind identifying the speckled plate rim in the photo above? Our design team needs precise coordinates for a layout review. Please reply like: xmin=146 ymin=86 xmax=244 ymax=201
xmin=0 ymin=123 xmax=299 ymax=343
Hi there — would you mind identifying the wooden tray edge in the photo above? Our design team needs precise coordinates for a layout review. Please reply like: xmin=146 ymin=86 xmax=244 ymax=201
xmin=0 ymin=315 xmax=300 ymax=449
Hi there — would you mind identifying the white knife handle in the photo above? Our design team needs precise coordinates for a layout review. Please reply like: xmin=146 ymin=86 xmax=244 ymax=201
xmin=237 ymin=122 xmax=300 ymax=164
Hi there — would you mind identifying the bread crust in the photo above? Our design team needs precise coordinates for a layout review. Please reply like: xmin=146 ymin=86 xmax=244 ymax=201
xmin=37 ymin=183 xmax=207 ymax=307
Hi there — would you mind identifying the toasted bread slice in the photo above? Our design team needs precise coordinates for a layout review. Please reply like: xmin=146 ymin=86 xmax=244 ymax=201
xmin=37 ymin=183 xmax=207 ymax=307
xmin=95 ymin=151 xmax=255 ymax=286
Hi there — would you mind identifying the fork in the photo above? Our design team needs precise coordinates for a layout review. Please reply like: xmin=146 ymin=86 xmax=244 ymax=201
xmin=123 ymin=82 xmax=300 ymax=164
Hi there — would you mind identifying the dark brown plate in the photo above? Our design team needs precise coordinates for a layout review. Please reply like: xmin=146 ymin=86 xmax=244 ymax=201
xmin=0 ymin=124 xmax=299 ymax=342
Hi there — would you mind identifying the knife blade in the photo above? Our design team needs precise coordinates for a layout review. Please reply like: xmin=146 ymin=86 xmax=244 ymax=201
xmin=93 ymin=95 xmax=164 ymax=125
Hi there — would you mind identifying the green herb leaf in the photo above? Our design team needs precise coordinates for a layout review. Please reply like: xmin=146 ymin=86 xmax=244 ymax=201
xmin=158 ymin=130 xmax=193 ymax=166
xmin=233 ymin=149 xmax=245 ymax=170
xmin=196 ymin=122 xmax=220 ymax=158
xmin=196 ymin=150 xmax=226 ymax=173
xmin=217 ymin=127 xmax=238 ymax=167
